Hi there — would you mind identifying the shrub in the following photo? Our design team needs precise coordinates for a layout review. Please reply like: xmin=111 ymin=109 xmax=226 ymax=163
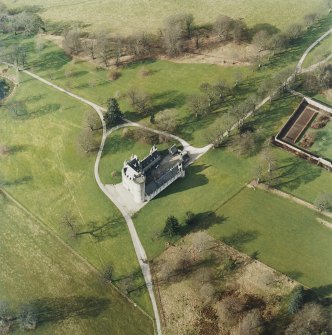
xmin=299 ymin=132 xmax=315 ymax=148
xmin=288 ymin=286 xmax=304 ymax=314
xmin=108 ymin=69 xmax=121 ymax=81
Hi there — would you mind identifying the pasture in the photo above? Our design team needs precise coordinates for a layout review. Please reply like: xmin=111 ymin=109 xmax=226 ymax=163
xmin=2 ymin=0 xmax=328 ymax=34
xmin=0 ymin=71 xmax=152 ymax=313
xmin=0 ymin=198 xmax=153 ymax=334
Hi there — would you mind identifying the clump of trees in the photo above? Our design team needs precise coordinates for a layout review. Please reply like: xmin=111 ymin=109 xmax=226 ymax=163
xmin=126 ymin=88 xmax=152 ymax=117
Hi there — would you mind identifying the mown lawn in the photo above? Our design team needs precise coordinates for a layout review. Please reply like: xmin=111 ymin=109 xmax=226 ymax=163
xmin=0 ymin=199 xmax=153 ymax=335
xmin=2 ymin=0 xmax=327 ymax=34
xmin=210 ymin=188 xmax=332 ymax=296
xmin=0 ymin=71 xmax=152 ymax=314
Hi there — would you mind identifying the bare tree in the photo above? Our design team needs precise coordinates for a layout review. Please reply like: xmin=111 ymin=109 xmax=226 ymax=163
xmin=252 ymin=30 xmax=271 ymax=52
xmin=155 ymin=109 xmax=178 ymax=132
xmin=97 ymin=33 xmax=112 ymax=67
xmin=83 ymin=36 xmax=97 ymax=60
xmin=214 ymin=15 xmax=234 ymax=41
xmin=188 ymin=94 xmax=210 ymax=118
xmin=162 ymin=16 xmax=184 ymax=56
xmin=233 ymin=309 xmax=264 ymax=335
xmin=77 ymin=129 xmax=98 ymax=153
xmin=303 ymin=13 xmax=319 ymax=28
xmin=126 ymin=88 xmax=152 ymax=116
xmin=63 ymin=28 xmax=82 ymax=55
xmin=285 ymin=303 xmax=329 ymax=335
xmin=84 ymin=110 xmax=101 ymax=131
xmin=200 ymin=82 xmax=217 ymax=107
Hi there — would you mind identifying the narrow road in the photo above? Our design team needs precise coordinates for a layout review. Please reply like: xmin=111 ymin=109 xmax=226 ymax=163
xmin=4 ymin=25 xmax=330 ymax=334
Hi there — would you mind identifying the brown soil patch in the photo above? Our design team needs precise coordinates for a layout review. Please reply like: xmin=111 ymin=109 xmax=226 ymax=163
xmin=153 ymin=232 xmax=297 ymax=335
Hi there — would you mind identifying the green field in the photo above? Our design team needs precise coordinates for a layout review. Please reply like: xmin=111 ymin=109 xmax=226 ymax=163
xmin=0 ymin=71 xmax=152 ymax=315
xmin=210 ymin=188 xmax=332 ymax=294
xmin=0 ymin=198 xmax=153 ymax=334
xmin=2 ymin=0 xmax=328 ymax=34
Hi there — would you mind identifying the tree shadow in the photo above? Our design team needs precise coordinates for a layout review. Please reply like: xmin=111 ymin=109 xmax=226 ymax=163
xmin=28 ymin=103 xmax=61 ymax=119
xmin=32 ymin=50 xmax=71 ymax=72
xmin=221 ymin=230 xmax=260 ymax=251
xmin=311 ymin=284 xmax=332 ymax=298
xmin=249 ymin=23 xmax=280 ymax=37
xmin=150 ymin=90 xmax=187 ymax=113
xmin=273 ymin=156 xmax=322 ymax=190
xmin=1 ymin=175 xmax=33 ymax=187
xmin=283 ymin=271 xmax=303 ymax=280
xmin=101 ymin=133 xmax=135 ymax=157
xmin=180 ymin=211 xmax=227 ymax=236
xmin=29 ymin=296 xmax=110 ymax=324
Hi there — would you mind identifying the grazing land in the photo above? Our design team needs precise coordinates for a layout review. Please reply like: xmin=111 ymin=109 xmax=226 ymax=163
xmin=0 ymin=198 xmax=153 ymax=335
xmin=302 ymin=34 xmax=332 ymax=68
xmin=0 ymin=70 xmax=152 ymax=314
xmin=2 ymin=0 xmax=328 ymax=34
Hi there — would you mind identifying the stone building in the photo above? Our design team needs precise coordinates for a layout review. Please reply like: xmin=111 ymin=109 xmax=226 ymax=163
xmin=122 ymin=144 xmax=189 ymax=203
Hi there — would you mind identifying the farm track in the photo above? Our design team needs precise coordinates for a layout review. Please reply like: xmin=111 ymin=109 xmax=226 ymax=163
xmin=3 ymin=24 xmax=332 ymax=334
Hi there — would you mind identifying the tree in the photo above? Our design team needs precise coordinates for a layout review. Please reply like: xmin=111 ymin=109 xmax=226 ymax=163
xmin=77 ymin=129 xmax=98 ymax=153
xmin=162 ymin=16 xmax=184 ymax=56
xmin=180 ymin=13 xmax=195 ymax=39
xmin=200 ymin=82 xmax=217 ymax=107
xmin=213 ymin=80 xmax=229 ymax=102
xmin=213 ymin=15 xmax=234 ymax=41
xmin=234 ymin=309 xmax=264 ymax=335
xmin=155 ymin=109 xmax=178 ymax=132
xmin=184 ymin=211 xmax=195 ymax=225
xmin=285 ymin=24 xmax=303 ymax=41
xmin=286 ymin=303 xmax=329 ymax=335
xmin=83 ymin=36 xmax=97 ymax=60
xmin=252 ymin=30 xmax=271 ymax=52
xmin=205 ymin=122 xmax=226 ymax=148
xmin=188 ymin=94 xmax=209 ymax=118
xmin=232 ymin=131 xmax=258 ymax=157
xmin=126 ymin=31 xmax=151 ymax=58
xmin=102 ymin=264 xmax=113 ymax=283
xmin=97 ymin=33 xmax=112 ymax=67
xmin=61 ymin=210 xmax=78 ymax=238
xmin=314 ymin=193 xmax=332 ymax=212
xmin=126 ymin=89 xmax=152 ymax=116
xmin=0 ymin=301 xmax=13 ymax=333
xmin=104 ymin=98 xmax=123 ymax=128
xmin=288 ymin=286 xmax=305 ymax=314
xmin=163 ymin=215 xmax=180 ymax=237
xmin=232 ymin=19 xmax=249 ymax=43
xmin=303 ymin=13 xmax=319 ymax=28
xmin=63 ymin=28 xmax=82 ymax=55
xmin=84 ymin=110 xmax=101 ymax=131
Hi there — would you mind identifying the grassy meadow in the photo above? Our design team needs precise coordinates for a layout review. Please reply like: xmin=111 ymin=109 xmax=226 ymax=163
xmin=0 ymin=198 xmax=153 ymax=334
xmin=2 ymin=0 xmax=328 ymax=34
xmin=0 ymin=71 xmax=153 ymax=314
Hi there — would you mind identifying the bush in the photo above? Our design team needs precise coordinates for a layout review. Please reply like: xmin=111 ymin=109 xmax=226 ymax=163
xmin=299 ymin=132 xmax=315 ymax=148
xmin=139 ymin=68 xmax=152 ymax=77
xmin=108 ymin=69 xmax=121 ymax=81
xmin=311 ymin=114 xmax=330 ymax=129
xmin=288 ymin=286 xmax=304 ymax=314
xmin=163 ymin=215 xmax=180 ymax=237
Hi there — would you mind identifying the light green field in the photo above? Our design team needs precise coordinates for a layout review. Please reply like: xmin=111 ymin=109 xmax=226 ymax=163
xmin=303 ymin=33 xmax=332 ymax=68
xmin=210 ymin=188 xmax=332 ymax=294
xmin=2 ymin=0 xmax=328 ymax=34
xmin=0 ymin=71 xmax=152 ymax=315
xmin=0 ymin=198 xmax=153 ymax=334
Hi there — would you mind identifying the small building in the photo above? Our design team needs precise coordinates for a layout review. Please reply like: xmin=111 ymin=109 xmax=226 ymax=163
xmin=122 ymin=144 xmax=189 ymax=203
